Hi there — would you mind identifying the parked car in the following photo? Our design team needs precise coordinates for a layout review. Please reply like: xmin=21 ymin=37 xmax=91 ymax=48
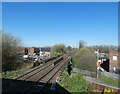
xmin=23 ymin=55 xmax=29 ymax=59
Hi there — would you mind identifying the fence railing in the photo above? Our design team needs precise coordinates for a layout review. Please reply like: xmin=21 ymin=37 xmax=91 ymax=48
xmin=72 ymin=68 xmax=96 ymax=77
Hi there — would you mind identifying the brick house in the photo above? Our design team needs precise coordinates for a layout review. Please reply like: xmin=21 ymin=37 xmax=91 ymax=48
xmin=21 ymin=47 xmax=34 ymax=55
xmin=28 ymin=48 xmax=34 ymax=55
xmin=22 ymin=47 xmax=50 ymax=57
xmin=109 ymin=51 xmax=120 ymax=72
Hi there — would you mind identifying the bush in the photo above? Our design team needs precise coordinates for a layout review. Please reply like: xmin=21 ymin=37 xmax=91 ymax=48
xmin=59 ymin=69 xmax=88 ymax=92
xmin=50 ymin=44 xmax=66 ymax=57
xmin=73 ymin=47 xmax=97 ymax=72
xmin=2 ymin=32 xmax=22 ymax=72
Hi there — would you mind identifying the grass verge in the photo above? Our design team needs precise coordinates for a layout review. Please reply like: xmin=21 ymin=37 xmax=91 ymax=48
xmin=99 ymin=77 xmax=120 ymax=86
xmin=59 ymin=69 xmax=89 ymax=93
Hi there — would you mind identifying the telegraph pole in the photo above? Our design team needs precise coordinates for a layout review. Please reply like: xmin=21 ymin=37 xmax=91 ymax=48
xmin=95 ymin=49 xmax=99 ymax=78
xmin=97 ymin=52 xmax=99 ymax=78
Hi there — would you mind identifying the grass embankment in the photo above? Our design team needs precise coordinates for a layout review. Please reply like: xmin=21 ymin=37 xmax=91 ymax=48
xmin=2 ymin=63 xmax=32 ymax=79
xmin=59 ymin=69 xmax=88 ymax=93
xmin=99 ymin=77 xmax=120 ymax=86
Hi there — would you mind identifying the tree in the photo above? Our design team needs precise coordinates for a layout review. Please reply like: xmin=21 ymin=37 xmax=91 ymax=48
xmin=73 ymin=47 xmax=97 ymax=72
xmin=66 ymin=46 xmax=72 ymax=52
xmin=91 ymin=45 xmax=117 ymax=53
xmin=79 ymin=40 xmax=86 ymax=49
xmin=2 ymin=32 xmax=22 ymax=72
xmin=50 ymin=44 xmax=66 ymax=57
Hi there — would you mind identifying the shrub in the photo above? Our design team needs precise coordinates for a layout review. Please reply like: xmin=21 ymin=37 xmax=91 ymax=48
xmin=2 ymin=32 xmax=22 ymax=72
xmin=73 ymin=47 xmax=97 ymax=72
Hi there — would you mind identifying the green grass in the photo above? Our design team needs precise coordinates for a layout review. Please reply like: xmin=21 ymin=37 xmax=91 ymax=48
xmin=99 ymin=77 xmax=120 ymax=86
xmin=2 ymin=69 xmax=21 ymax=79
xmin=59 ymin=69 xmax=88 ymax=93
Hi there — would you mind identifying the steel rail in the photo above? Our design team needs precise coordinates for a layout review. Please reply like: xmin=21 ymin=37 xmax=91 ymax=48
xmin=15 ymin=57 xmax=57 ymax=80
xmin=21 ymin=55 xmax=69 ymax=94
xmin=36 ymin=57 xmax=70 ymax=94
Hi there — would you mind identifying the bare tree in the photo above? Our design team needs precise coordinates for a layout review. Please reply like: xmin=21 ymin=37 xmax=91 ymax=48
xmin=2 ymin=32 xmax=22 ymax=72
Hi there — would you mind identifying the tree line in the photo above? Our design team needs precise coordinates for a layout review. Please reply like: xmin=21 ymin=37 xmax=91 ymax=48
xmin=2 ymin=32 xmax=118 ymax=72
xmin=79 ymin=40 xmax=118 ymax=53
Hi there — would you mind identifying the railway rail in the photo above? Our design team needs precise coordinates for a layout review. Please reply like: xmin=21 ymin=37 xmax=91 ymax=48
xmin=14 ymin=57 xmax=57 ymax=80
xmin=2 ymin=56 xmax=64 ymax=93
xmin=2 ymin=50 xmax=76 ymax=94
xmin=22 ymin=55 xmax=70 ymax=94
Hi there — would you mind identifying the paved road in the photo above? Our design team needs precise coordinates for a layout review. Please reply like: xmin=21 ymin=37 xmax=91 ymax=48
xmin=99 ymin=67 xmax=120 ymax=80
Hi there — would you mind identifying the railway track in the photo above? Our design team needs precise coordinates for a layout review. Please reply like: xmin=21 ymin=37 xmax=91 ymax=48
xmin=16 ymin=57 xmax=62 ymax=81
xmin=2 ymin=50 xmax=76 ymax=94
xmin=14 ymin=57 xmax=57 ymax=80
xmin=22 ymin=55 xmax=70 ymax=94
xmin=2 ymin=56 xmax=63 ymax=93
xmin=2 ymin=57 xmax=57 ymax=86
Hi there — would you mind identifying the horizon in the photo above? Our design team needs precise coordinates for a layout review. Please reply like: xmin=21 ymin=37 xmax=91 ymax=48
xmin=22 ymin=44 xmax=118 ymax=48
xmin=2 ymin=2 xmax=118 ymax=47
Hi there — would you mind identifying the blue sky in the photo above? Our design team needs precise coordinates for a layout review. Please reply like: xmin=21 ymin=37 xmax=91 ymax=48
xmin=2 ymin=2 xmax=118 ymax=47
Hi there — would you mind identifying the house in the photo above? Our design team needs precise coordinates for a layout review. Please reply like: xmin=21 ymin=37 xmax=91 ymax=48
xmin=22 ymin=47 xmax=40 ymax=56
xmin=39 ymin=47 xmax=51 ymax=58
xmin=109 ymin=51 xmax=120 ymax=72
xmin=28 ymin=47 xmax=34 ymax=55
xmin=22 ymin=47 xmax=51 ymax=58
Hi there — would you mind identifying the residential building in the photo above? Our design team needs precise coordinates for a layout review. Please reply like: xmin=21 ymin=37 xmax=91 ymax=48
xmin=109 ymin=51 xmax=120 ymax=72
xmin=22 ymin=47 xmax=51 ymax=58
xmin=28 ymin=47 xmax=34 ymax=55
xmin=39 ymin=47 xmax=50 ymax=58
